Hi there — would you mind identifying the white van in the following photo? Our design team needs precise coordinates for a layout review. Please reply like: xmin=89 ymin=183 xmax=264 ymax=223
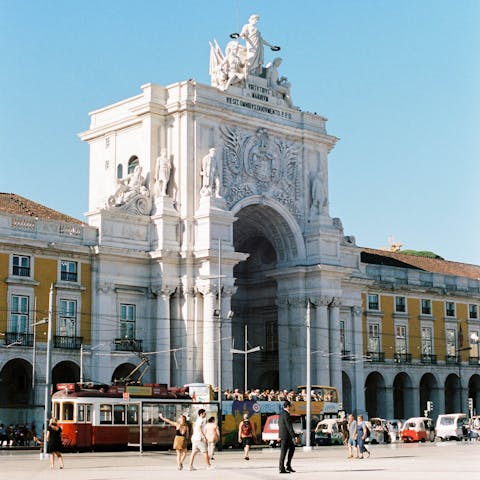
xmin=435 ymin=413 xmax=468 ymax=441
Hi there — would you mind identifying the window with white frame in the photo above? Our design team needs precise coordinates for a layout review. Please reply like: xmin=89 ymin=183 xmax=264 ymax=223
xmin=58 ymin=299 xmax=77 ymax=337
xmin=60 ymin=260 xmax=78 ymax=282
xmin=12 ymin=255 xmax=31 ymax=277
xmin=445 ymin=302 xmax=456 ymax=317
xmin=395 ymin=296 xmax=406 ymax=313
xmin=10 ymin=295 xmax=29 ymax=333
xmin=421 ymin=327 xmax=433 ymax=355
xmin=421 ymin=299 xmax=432 ymax=315
xmin=367 ymin=324 xmax=380 ymax=352
xmin=120 ymin=304 xmax=136 ymax=339
xmin=471 ymin=330 xmax=479 ymax=358
xmin=367 ymin=294 xmax=379 ymax=311
xmin=446 ymin=328 xmax=457 ymax=357
xmin=469 ymin=304 xmax=478 ymax=320
xmin=395 ymin=325 xmax=407 ymax=354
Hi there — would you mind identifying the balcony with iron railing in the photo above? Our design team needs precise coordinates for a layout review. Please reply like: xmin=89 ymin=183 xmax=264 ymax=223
xmin=366 ymin=351 xmax=385 ymax=362
xmin=60 ymin=271 xmax=78 ymax=282
xmin=446 ymin=355 xmax=459 ymax=364
xmin=394 ymin=352 xmax=412 ymax=364
xmin=341 ymin=350 xmax=352 ymax=361
xmin=469 ymin=356 xmax=479 ymax=365
xmin=3 ymin=331 xmax=34 ymax=347
xmin=54 ymin=335 xmax=83 ymax=349
xmin=420 ymin=353 xmax=437 ymax=364
xmin=115 ymin=338 xmax=143 ymax=352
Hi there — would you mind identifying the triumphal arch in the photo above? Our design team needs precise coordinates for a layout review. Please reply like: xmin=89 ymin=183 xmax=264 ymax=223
xmin=80 ymin=15 xmax=364 ymax=404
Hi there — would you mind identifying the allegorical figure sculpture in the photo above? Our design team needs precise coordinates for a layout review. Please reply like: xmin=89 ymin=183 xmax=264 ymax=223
xmin=200 ymin=148 xmax=221 ymax=198
xmin=107 ymin=165 xmax=151 ymax=215
xmin=265 ymin=57 xmax=293 ymax=107
xmin=155 ymin=148 xmax=172 ymax=196
xmin=239 ymin=14 xmax=279 ymax=76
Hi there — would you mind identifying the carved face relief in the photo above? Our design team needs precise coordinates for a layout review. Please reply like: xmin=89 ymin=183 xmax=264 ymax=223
xmin=220 ymin=125 xmax=302 ymax=220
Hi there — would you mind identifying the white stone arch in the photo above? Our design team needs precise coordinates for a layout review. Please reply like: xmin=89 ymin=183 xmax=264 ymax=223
xmin=231 ymin=195 xmax=306 ymax=265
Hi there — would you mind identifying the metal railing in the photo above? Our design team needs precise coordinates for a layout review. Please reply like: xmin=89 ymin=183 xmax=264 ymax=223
xmin=445 ymin=355 xmax=459 ymax=364
xmin=394 ymin=352 xmax=412 ymax=363
xmin=4 ymin=331 xmax=34 ymax=347
xmin=53 ymin=335 xmax=83 ymax=349
xmin=366 ymin=351 xmax=385 ymax=362
xmin=114 ymin=338 xmax=143 ymax=351
xmin=420 ymin=353 xmax=437 ymax=364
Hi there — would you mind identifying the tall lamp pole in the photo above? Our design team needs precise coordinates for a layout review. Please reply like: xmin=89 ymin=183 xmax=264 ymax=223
xmin=42 ymin=284 xmax=54 ymax=458
xmin=305 ymin=300 xmax=312 ymax=450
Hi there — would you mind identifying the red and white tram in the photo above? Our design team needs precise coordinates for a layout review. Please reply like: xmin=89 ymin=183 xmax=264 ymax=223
xmin=52 ymin=383 xmax=218 ymax=450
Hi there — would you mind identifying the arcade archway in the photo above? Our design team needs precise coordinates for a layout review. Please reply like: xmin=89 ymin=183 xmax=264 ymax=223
xmin=365 ymin=372 xmax=386 ymax=418
xmin=231 ymin=200 xmax=303 ymax=390
xmin=393 ymin=372 xmax=413 ymax=419
xmin=445 ymin=373 xmax=461 ymax=413
xmin=0 ymin=359 xmax=32 ymax=405
xmin=52 ymin=361 xmax=80 ymax=386
xmin=112 ymin=363 xmax=138 ymax=384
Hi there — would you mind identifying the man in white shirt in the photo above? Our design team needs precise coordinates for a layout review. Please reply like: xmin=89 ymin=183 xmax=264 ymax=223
xmin=188 ymin=409 xmax=212 ymax=470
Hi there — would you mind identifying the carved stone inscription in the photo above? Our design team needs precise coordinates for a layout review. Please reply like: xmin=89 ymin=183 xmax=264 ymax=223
xmin=220 ymin=126 xmax=302 ymax=220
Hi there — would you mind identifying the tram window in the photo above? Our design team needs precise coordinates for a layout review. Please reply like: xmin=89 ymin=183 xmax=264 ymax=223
xmin=127 ymin=405 xmax=138 ymax=425
xmin=78 ymin=404 xmax=85 ymax=422
xmin=52 ymin=403 xmax=60 ymax=421
xmin=85 ymin=405 xmax=92 ymax=423
xmin=114 ymin=405 xmax=126 ymax=424
xmin=63 ymin=402 xmax=74 ymax=421
xmin=100 ymin=404 xmax=113 ymax=424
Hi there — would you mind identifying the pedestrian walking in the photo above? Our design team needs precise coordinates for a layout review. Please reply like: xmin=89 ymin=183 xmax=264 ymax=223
xmin=238 ymin=413 xmax=256 ymax=460
xmin=159 ymin=413 xmax=189 ymax=470
xmin=188 ymin=409 xmax=213 ymax=471
xmin=46 ymin=417 xmax=64 ymax=470
xmin=278 ymin=400 xmax=297 ymax=473
xmin=347 ymin=414 xmax=357 ymax=458
xmin=205 ymin=416 xmax=220 ymax=461
xmin=354 ymin=415 xmax=370 ymax=459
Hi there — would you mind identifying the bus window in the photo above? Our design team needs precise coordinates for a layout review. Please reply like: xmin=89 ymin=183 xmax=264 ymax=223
xmin=100 ymin=404 xmax=113 ymax=424
xmin=127 ymin=405 xmax=138 ymax=425
xmin=114 ymin=405 xmax=125 ymax=424
xmin=78 ymin=404 xmax=85 ymax=422
xmin=62 ymin=402 xmax=74 ymax=421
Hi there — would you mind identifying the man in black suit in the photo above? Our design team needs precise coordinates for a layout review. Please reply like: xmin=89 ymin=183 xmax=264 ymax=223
xmin=278 ymin=400 xmax=297 ymax=473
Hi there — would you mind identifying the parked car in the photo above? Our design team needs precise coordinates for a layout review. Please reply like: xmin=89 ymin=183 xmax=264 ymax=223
xmin=314 ymin=419 xmax=344 ymax=446
xmin=369 ymin=418 xmax=391 ymax=444
xmin=435 ymin=413 xmax=468 ymax=441
xmin=401 ymin=417 xmax=435 ymax=443
xmin=262 ymin=414 xmax=304 ymax=447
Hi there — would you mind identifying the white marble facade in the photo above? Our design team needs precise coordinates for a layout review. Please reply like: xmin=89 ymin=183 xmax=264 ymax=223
xmin=79 ymin=15 xmax=365 ymax=413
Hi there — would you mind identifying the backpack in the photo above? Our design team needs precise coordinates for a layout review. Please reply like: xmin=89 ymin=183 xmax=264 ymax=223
xmin=241 ymin=420 xmax=252 ymax=436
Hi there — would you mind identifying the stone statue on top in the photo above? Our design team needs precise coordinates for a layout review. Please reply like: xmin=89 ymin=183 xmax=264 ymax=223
xmin=209 ymin=14 xmax=293 ymax=106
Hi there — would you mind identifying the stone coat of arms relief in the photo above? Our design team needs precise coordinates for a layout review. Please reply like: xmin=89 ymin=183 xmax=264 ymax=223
xmin=220 ymin=125 xmax=302 ymax=222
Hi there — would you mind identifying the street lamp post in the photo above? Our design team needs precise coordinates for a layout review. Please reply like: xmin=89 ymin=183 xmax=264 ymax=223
xmin=42 ymin=284 xmax=54 ymax=459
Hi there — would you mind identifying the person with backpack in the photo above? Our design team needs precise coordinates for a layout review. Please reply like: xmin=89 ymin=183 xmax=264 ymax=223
xmin=238 ymin=413 xmax=256 ymax=460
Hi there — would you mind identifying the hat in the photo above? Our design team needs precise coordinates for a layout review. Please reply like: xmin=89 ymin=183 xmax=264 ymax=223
xmin=243 ymin=414 xmax=249 ymax=420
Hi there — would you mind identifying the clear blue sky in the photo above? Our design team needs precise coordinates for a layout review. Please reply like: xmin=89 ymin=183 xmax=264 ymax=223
xmin=1 ymin=0 xmax=479 ymax=264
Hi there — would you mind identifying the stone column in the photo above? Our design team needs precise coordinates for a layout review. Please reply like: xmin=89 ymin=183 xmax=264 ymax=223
xmin=152 ymin=285 xmax=175 ymax=385
xmin=277 ymin=296 xmax=290 ymax=389
xmin=288 ymin=295 xmax=308 ymax=386
xmin=329 ymin=297 xmax=342 ymax=400
xmin=352 ymin=306 xmax=366 ymax=415
xmin=221 ymin=287 xmax=236 ymax=391
xmin=198 ymin=284 xmax=217 ymax=386
xmin=312 ymin=296 xmax=331 ymax=386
